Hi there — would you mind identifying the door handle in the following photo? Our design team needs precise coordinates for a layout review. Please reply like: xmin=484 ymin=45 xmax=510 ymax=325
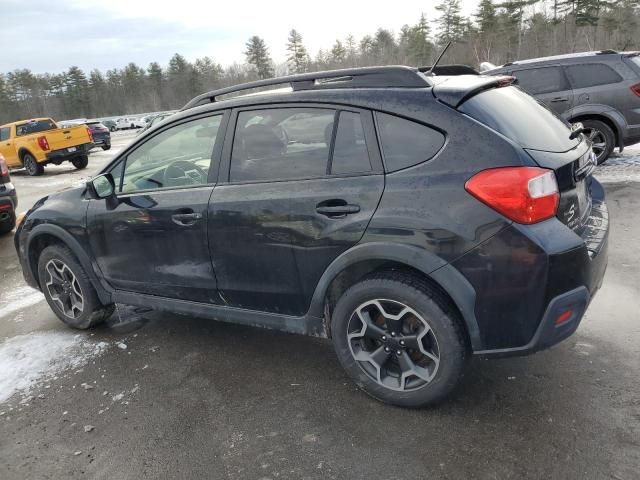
xmin=316 ymin=203 xmax=360 ymax=218
xmin=550 ymin=97 xmax=568 ymax=103
xmin=171 ymin=211 xmax=202 ymax=226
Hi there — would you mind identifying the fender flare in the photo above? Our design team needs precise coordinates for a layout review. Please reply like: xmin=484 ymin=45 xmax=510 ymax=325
xmin=26 ymin=223 xmax=113 ymax=304
xmin=306 ymin=242 xmax=483 ymax=350
xmin=17 ymin=147 xmax=35 ymax=164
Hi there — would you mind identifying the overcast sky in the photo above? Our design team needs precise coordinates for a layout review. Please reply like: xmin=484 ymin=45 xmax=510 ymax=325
xmin=1 ymin=0 xmax=479 ymax=74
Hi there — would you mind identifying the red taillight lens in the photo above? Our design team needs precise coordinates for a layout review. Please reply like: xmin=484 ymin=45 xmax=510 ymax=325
xmin=86 ymin=127 xmax=94 ymax=142
xmin=465 ymin=167 xmax=559 ymax=224
xmin=37 ymin=136 xmax=50 ymax=151
xmin=0 ymin=154 xmax=8 ymax=177
xmin=631 ymin=83 xmax=640 ymax=97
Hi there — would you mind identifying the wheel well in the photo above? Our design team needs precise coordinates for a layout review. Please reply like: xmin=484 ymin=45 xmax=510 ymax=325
xmin=18 ymin=148 xmax=33 ymax=163
xmin=27 ymin=234 xmax=65 ymax=288
xmin=570 ymin=114 xmax=619 ymax=146
xmin=323 ymin=260 xmax=470 ymax=347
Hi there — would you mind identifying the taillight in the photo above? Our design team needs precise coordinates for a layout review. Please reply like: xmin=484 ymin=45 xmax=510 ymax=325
xmin=37 ymin=136 xmax=50 ymax=151
xmin=631 ymin=83 xmax=640 ymax=97
xmin=0 ymin=154 xmax=8 ymax=177
xmin=86 ymin=127 xmax=94 ymax=142
xmin=465 ymin=167 xmax=559 ymax=224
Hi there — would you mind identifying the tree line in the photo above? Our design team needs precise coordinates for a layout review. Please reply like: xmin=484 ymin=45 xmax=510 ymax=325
xmin=1 ymin=0 xmax=638 ymax=124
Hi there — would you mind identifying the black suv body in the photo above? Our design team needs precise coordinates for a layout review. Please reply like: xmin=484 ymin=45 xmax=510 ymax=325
xmin=15 ymin=67 xmax=609 ymax=406
xmin=486 ymin=50 xmax=640 ymax=164
xmin=0 ymin=154 xmax=17 ymax=234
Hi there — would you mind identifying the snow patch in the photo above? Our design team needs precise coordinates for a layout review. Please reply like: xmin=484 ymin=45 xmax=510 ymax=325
xmin=0 ymin=286 xmax=44 ymax=320
xmin=595 ymin=144 xmax=640 ymax=183
xmin=0 ymin=332 xmax=109 ymax=404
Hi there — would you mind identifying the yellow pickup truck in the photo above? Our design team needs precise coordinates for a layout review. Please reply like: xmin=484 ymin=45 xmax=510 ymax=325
xmin=0 ymin=118 xmax=93 ymax=176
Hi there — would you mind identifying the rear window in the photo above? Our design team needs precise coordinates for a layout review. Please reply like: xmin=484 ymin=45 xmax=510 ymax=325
xmin=565 ymin=63 xmax=622 ymax=89
xmin=459 ymin=86 xmax=579 ymax=152
xmin=512 ymin=67 xmax=569 ymax=95
xmin=15 ymin=119 xmax=57 ymax=136
xmin=376 ymin=113 xmax=445 ymax=172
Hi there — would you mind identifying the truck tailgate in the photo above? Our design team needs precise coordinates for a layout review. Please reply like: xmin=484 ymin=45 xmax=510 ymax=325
xmin=45 ymin=125 xmax=91 ymax=152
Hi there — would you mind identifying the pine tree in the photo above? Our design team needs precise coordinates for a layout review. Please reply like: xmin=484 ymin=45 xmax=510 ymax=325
xmin=330 ymin=40 xmax=347 ymax=64
xmin=475 ymin=0 xmax=498 ymax=34
xmin=435 ymin=0 xmax=465 ymax=43
xmin=245 ymin=36 xmax=274 ymax=79
xmin=407 ymin=13 xmax=432 ymax=65
xmin=286 ymin=29 xmax=309 ymax=73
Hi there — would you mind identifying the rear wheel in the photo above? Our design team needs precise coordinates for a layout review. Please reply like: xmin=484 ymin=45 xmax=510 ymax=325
xmin=578 ymin=119 xmax=615 ymax=165
xmin=101 ymin=143 xmax=111 ymax=151
xmin=23 ymin=153 xmax=44 ymax=176
xmin=0 ymin=211 xmax=15 ymax=235
xmin=72 ymin=155 xmax=88 ymax=170
xmin=331 ymin=270 xmax=468 ymax=407
xmin=37 ymin=245 xmax=114 ymax=329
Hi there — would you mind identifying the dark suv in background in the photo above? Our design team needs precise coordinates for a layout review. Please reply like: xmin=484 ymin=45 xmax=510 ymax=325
xmin=486 ymin=50 xmax=640 ymax=164
xmin=15 ymin=67 xmax=609 ymax=407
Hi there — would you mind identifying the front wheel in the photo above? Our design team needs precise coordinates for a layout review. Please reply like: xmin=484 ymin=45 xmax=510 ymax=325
xmin=37 ymin=245 xmax=114 ymax=329
xmin=331 ymin=271 xmax=468 ymax=407
xmin=23 ymin=153 xmax=44 ymax=176
xmin=71 ymin=155 xmax=88 ymax=170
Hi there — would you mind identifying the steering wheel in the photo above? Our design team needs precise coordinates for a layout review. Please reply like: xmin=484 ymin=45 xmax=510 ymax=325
xmin=163 ymin=160 xmax=208 ymax=187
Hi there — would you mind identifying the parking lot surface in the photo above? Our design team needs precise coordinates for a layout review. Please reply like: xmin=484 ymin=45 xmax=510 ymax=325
xmin=1 ymin=134 xmax=639 ymax=479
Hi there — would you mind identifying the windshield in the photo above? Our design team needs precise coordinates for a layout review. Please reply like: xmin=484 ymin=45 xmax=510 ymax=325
xmin=459 ymin=86 xmax=579 ymax=152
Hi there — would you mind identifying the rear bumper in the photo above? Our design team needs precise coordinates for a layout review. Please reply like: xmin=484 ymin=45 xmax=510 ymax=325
xmin=0 ymin=182 xmax=17 ymax=211
xmin=45 ymin=143 xmax=91 ymax=162
xmin=91 ymin=132 xmax=111 ymax=146
xmin=452 ymin=179 xmax=609 ymax=356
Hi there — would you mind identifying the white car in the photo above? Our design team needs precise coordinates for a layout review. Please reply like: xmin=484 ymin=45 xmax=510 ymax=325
xmin=115 ymin=117 xmax=139 ymax=130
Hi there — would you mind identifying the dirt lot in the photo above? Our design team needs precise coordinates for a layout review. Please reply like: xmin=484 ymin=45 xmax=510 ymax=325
xmin=1 ymin=134 xmax=639 ymax=479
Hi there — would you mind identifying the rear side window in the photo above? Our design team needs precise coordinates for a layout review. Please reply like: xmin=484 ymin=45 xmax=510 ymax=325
xmin=565 ymin=63 xmax=623 ymax=89
xmin=331 ymin=111 xmax=371 ymax=175
xmin=230 ymin=108 xmax=335 ymax=182
xmin=376 ymin=113 xmax=445 ymax=172
xmin=513 ymin=67 xmax=569 ymax=95
xmin=0 ymin=127 xmax=9 ymax=141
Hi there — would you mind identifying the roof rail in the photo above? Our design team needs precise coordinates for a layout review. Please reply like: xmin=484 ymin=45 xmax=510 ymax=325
xmin=181 ymin=66 xmax=429 ymax=110
xmin=596 ymin=49 xmax=618 ymax=55
xmin=418 ymin=64 xmax=479 ymax=76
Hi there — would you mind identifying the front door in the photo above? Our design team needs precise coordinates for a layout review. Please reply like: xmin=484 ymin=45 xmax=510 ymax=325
xmin=87 ymin=112 xmax=227 ymax=303
xmin=0 ymin=126 xmax=18 ymax=167
xmin=512 ymin=66 xmax=574 ymax=117
xmin=208 ymin=106 xmax=384 ymax=315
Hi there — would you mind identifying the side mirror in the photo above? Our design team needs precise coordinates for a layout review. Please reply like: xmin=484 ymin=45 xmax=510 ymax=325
xmin=88 ymin=173 xmax=115 ymax=199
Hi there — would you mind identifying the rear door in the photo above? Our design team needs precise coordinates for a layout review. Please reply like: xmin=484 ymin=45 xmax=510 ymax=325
xmin=511 ymin=66 xmax=574 ymax=116
xmin=0 ymin=126 xmax=18 ymax=166
xmin=564 ymin=62 xmax=627 ymax=112
xmin=208 ymin=105 xmax=384 ymax=315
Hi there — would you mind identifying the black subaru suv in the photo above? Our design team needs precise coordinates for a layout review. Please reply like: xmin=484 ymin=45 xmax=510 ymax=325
xmin=15 ymin=67 xmax=609 ymax=407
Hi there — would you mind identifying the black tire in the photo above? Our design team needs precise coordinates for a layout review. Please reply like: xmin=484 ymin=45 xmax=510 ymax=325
xmin=37 ymin=244 xmax=114 ymax=329
xmin=331 ymin=270 xmax=468 ymax=407
xmin=23 ymin=153 xmax=44 ymax=176
xmin=110 ymin=126 xmax=116 ymax=132
xmin=0 ymin=211 xmax=16 ymax=235
xmin=101 ymin=143 xmax=111 ymax=151
xmin=71 ymin=155 xmax=89 ymax=170
xmin=578 ymin=119 xmax=615 ymax=165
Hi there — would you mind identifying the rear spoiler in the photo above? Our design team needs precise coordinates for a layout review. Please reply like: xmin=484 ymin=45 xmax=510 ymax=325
xmin=432 ymin=75 xmax=517 ymax=108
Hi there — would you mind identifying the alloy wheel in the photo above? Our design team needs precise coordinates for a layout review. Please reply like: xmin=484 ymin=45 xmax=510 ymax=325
xmin=45 ymin=259 xmax=84 ymax=319
xmin=585 ymin=128 xmax=607 ymax=163
xmin=347 ymin=299 xmax=440 ymax=392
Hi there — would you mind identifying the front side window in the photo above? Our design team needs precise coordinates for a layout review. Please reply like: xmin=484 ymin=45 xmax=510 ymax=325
xmin=565 ymin=63 xmax=623 ymax=89
xmin=376 ymin=112 xmax=445 ymax=172
xmin=0 ymin=127 xmax=10 ymax=142
xmin=119 ymin=115 xmax=222 ymax=193
xmin=513 ymin=67 xmax=569 ymax=95
xmin=230 ymin=108 xmax=335 ymax=182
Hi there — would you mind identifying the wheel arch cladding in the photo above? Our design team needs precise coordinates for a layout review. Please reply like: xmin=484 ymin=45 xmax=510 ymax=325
xmin=309 ymin=242 xmax=483 ymax=350
xmin=26 ymin=224 xmax=112 ymax=304
xmin=569 ymin=112 xmax=621 ymax=147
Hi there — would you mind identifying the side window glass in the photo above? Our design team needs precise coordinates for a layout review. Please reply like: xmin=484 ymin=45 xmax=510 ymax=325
xmin=565 ymin=63 xmax=623 ymax=89
xmin=331 ymin=111 xmax=371 ymax=175
xmin=230 ymin=108 xmax=334 ymax=182
xmin=376 ymin=112 xmax=445 ymax=172
xmin=120 ymin=115 xmax=221 ymax=193
xmin=513 ymin=67 xmax=569 ymax=95
xmin=0 ymin=127 xmax=9 ymax=142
